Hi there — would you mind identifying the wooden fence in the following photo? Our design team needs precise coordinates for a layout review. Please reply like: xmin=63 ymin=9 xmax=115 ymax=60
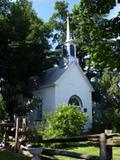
xmin=20 ymin=129 xmax=120 ymax=160
xmin=1 ymin=121 xmax=120 ymax=159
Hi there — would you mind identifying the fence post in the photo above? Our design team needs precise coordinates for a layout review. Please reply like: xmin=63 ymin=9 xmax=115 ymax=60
xmin=2 ymin=126 xmax=7 ymax=146
xmin=100 ymin=132 xmax=113 ymax=160
xmin=14 ymin=117 xmax=19 ymax=152
xmin=106 ymin=145 xmax=112 ymax=160
xmin=100 ymin=133 xmax=107 ymax=160
xmin=105 ymin=130 xmax=112 ymax=160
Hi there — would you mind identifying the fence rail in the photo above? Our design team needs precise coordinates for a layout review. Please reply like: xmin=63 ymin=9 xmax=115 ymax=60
xmin=1 ymin=121 xmax=120 ymax=159
xmin=38 ymin=134 xmax=100 ymax=143
xmin=20 ymin=130 xmax=120 ymax=160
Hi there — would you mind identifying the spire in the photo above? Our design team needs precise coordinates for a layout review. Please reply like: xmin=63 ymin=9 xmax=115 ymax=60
xmin=66 ymin=16 xmax=71 ymax=42
xmin=61 ymin=16 xmax=78 ymax=66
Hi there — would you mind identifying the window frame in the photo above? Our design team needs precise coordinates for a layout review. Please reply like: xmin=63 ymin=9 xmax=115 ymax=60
xmin=68 ymin=95 xmax=83 ymax=110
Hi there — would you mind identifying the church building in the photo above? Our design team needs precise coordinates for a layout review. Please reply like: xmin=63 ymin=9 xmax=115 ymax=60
xmin=29 ymin=17 xmax=94 ymax=129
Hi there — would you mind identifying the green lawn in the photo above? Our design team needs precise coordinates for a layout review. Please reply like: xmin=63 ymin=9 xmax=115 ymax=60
xmin=55 ymin=145 xmax=99 ymax=160
xmin=54 ymin=143 xmax=120 ymax=160
xmin=113 ymin=147 xmax=120 ymax=160
xmin=0 ymin=145 xmax=120 ymax=160
xmin=0 ymin=150 xmax=30 ymax=160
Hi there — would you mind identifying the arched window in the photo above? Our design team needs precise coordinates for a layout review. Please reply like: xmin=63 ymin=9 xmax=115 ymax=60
xmin=63 ymin=45 xmax=68 ymax=57
xmin=68 ymin=95 xmax=83 ymax=110
xmin=70 ymin=44 xmax=75 ymax=57
xmin=35 ymin=98 xmax=42 ymax=121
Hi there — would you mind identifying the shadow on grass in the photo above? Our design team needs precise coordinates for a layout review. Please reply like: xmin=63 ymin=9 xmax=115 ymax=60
xmin=0 ymin=149 xmax=30 ymax=160
xmin=49 ymin=141 xmax=99 ymax=150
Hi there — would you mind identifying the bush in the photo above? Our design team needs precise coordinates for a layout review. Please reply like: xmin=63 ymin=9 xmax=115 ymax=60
xmin=92 ymin=108 xmax=120 ymax=133
xmin=25 ymin=128 xmax=42 ymax=147
xmin=38 ymin=104 xmax=88 ymax=139
xmin=0 ymin=94 xmax=6 ymax=120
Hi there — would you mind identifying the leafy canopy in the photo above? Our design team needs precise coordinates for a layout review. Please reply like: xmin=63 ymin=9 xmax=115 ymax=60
xmin=72 ymin=0 xmax=120 ymax=72
xmin=0 ymin=0 xmax=51 ymax=119
xmin=92 ymin=68 xmax=120 ymax=132
xmin=49 ymin=0 xmax=68 ymax=44
xmin=50 ymin=0 xmax=120 ymax=73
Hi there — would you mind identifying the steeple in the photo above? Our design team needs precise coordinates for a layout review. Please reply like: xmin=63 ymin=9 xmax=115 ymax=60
xmin=66 ymin=16 xmax=71 ymax=42
xmin=62 ymin=16 xmax=78 ymax=65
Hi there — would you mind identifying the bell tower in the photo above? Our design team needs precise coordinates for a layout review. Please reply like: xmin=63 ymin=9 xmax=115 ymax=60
xmin=62 ymin=16 xmax=78 ymax=65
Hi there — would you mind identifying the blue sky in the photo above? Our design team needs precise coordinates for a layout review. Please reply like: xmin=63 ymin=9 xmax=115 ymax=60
xmin=31 ymin=0 xmax=120 ymax=21
xmin=107 ymin=1 xmax=120 ymax=19
xmin=32 ymin=0 xmax=80 ymax=22
xmin=12 ymin=0 xmax=120 ymax=21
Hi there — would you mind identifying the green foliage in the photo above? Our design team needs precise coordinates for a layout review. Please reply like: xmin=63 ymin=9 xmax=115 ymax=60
xmin=92 ymin=68 xmax=120 ymax=133
xmin=5 ymin=0 xmax=51 ymax=80
xmin=93 ymin=108 xmax=120 ymax=133
xmin=25 ymin=128 xmax=42 ymax=147
xmin=0 ymin=0 xmax=52 ymax=119
xmin=39 ymin=104 xmax=88 ymax=139
xmin=95 ymin=68 xmax=120 ymax=109
xmin=79 ymin=0 xmax=116 ymax=14
xmin=50 ymin=0 xmax=120 ymax=73
xmin=113 ymin=110 xmax=120 ymax=132
xmin=0 ymin=0 xmax=10 ymax=15
xmin=15 ymin=96 xmax=41 ymax=117
xmin=49 ymin=0 xmax=69 ymax=44
xmin=0 ymin=94 xmax=6 ymax=120
xmin=72 ymin=0 xmax=120 ymax=72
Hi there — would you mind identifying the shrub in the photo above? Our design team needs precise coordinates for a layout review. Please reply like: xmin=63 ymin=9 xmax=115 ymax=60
xmin=92 ymin=108 xmax=120 ymax=133
xmin=25 ymin=128 xmax=42 ymax=147
xmin=38 ymin=104 xmax=88 ymax=139
xmin=0 ymin=94 xmax=6 ymax=120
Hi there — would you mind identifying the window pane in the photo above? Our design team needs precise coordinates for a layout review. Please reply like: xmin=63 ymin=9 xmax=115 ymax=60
xmin=63 ymin=45 xmax=68 ymax=57
xmin=70 ymin=44 xmax=75 ymax=56
xmin=68 ymin=95 xmax=82 ymax=108
xmin=35 ymin=103 xmax=42 ymax=121
xmin=69 ymin=97 xmax=79 ymax=106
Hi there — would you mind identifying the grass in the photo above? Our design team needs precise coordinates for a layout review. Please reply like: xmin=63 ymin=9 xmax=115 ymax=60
xmin=54 ymin=142 xmax=120 ymax=160
xmin=54 ymin=142 xmax=98 ymax=160
xmin=113 ymin=147 xmax=120 ymax=160
xmin=0 ymin=143 xmax=120 ymax=160
xmin=0 ymin=150 xmax=30 ymax=160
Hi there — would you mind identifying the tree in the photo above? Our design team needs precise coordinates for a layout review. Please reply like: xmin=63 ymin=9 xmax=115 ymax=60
xmin=72 ymin=0 xmax=120 ymax=74
xmin=50 ymin=0 xmax=120 ymax=72
xmin=93 ymin=68 xmax=120 ymax=110
xmin=49 ymin=0 xmax=120 ymax=71
xmin=49 ymin=0 xmax=69 ymax=45
xmin=6 ymin=0 xmax=51 ymax=80
xmin=0 ymin=0 xmax=51 ymax=120
xmin=0 ymin=0 xmax=10 ymax=15
xmin=92 ymin=68 xmax=120 ymax=132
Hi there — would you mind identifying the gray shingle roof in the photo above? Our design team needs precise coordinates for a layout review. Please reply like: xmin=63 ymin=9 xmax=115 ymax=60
xmin=39 ymin=66 xmax=67 ymax=86
xmin=29 ymin=66 xmax=68 ymax=89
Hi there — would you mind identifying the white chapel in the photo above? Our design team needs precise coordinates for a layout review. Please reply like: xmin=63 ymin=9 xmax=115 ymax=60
xmin=29 ymin=17 xmax=94 ymax=129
